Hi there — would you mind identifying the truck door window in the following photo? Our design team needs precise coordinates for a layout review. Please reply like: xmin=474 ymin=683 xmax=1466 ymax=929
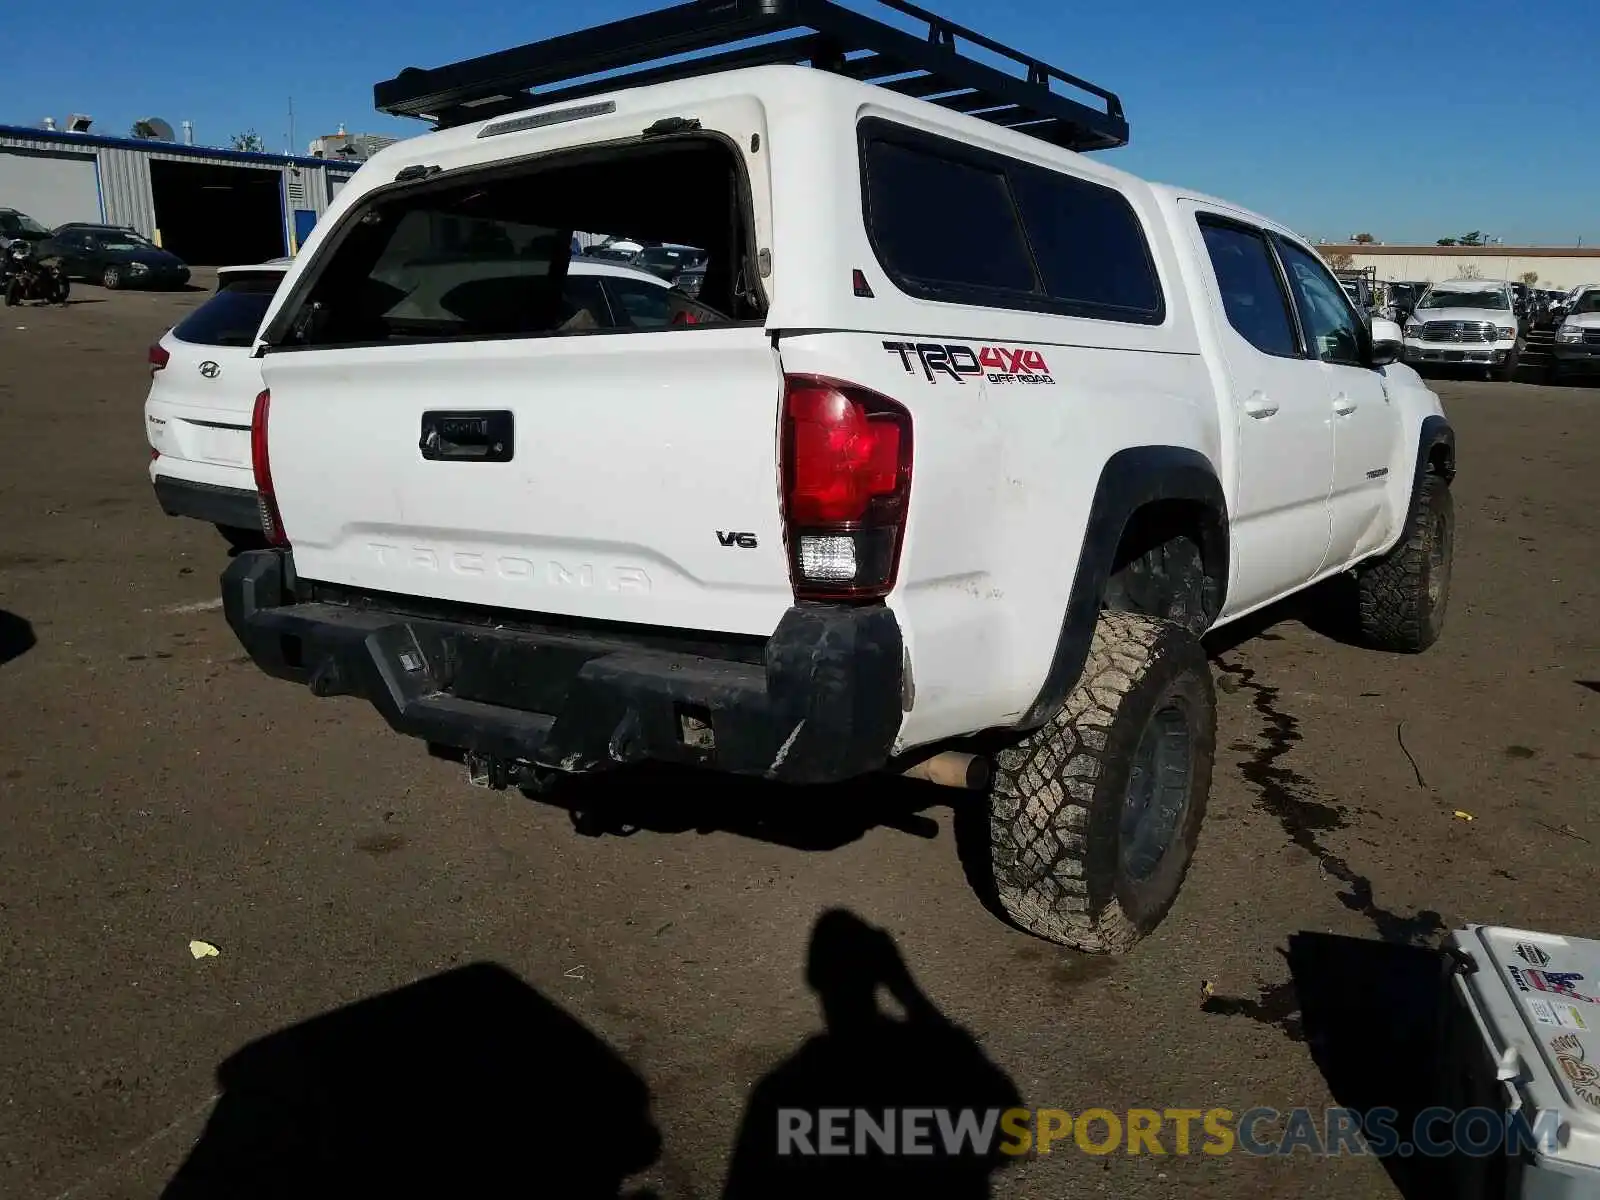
xmin=1197 ymin=219 xmax=1300 ymax=359
xmin=1275 ymin=240 xmax=1364 ymax=366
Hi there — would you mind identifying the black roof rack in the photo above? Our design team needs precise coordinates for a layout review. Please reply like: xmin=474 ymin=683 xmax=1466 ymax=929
xmin=374 ymin=0 xmax=1128 ymax=152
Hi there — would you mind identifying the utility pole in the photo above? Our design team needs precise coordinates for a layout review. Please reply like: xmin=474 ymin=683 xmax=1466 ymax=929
xmin=288 ymin=97 xmax=296 ymax=157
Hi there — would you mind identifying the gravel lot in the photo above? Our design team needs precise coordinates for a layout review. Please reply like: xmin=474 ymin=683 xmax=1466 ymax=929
xmin=1 ymin=278 xmax=1596 ymax=1199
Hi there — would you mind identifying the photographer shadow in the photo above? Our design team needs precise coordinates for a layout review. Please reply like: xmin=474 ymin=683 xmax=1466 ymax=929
xmin=723 ymin=909 xmax=1022 ymax=1200
xmin=162 ymin=962 xmax=660 ymax=1200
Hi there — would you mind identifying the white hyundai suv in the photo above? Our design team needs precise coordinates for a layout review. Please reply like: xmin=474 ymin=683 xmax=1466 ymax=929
xmin=146 ymin=257 xmax=682 ymax=547
xmin=146 ymin=259 xmax=292 ymax=548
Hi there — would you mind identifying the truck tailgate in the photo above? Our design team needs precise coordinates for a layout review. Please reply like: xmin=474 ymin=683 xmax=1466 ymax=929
xmin=260 ymin=327 xmax=793 ymax=636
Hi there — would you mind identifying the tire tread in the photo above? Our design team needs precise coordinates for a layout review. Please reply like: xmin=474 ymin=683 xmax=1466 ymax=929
xmin=1356 ymin=473 xmax=1451 ymax=652
xmin=988 ymin=611 xmax=1210 ymax=953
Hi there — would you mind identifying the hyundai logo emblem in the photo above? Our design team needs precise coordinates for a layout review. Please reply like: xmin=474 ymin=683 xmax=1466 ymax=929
xmin=198 ymin=361 xmax=221 ymax=379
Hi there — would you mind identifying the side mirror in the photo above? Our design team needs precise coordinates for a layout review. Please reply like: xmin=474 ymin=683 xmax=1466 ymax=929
xmin=1368 ymin=317 xmax=1405 ymax=367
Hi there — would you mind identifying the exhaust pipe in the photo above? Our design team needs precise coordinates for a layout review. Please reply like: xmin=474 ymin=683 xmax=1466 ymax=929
xmin=900 ymin=750 xmax=990 ymax=790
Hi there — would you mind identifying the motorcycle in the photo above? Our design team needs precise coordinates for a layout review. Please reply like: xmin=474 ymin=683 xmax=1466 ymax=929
xmin=2 ymin=240 xmax=70 ymax=306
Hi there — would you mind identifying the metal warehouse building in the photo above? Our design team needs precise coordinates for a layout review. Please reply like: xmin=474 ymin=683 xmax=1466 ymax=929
xmin=0 ymin=125 xmax=361 ymax=264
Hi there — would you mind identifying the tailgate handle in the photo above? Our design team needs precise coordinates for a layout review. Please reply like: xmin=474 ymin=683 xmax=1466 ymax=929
xmin=419 ymin=411 xmax=514 ymax=462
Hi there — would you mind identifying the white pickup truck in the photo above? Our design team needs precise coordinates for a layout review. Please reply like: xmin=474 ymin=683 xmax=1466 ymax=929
xmin=221 ymin=0 xmax=1456 ymax=953
xmin=1403 ymin=278 xmax=1524 ymax=380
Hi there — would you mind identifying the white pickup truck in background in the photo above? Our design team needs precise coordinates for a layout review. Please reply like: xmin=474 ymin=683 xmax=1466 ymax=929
xmin=220 ymin=0 xmax=1457 ymax=954
xmin=1403 ymin=278 xmax=1524 ymax=380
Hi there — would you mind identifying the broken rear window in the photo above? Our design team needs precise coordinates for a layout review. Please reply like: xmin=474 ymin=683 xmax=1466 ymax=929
xmin=272 ymin=137 xmax=762 ymax=348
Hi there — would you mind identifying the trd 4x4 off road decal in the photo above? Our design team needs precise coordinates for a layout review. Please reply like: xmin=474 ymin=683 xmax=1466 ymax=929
xmin=882 ymin=340 xmax=1055 ymax=385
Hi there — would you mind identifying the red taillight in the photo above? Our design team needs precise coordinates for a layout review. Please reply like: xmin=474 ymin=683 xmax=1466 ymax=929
xmin=781 ymin=374 xmax=912 ymax=601
xmin=148 ymin=343 xmax=169 ymax=374
xmin=250 ymin=389 xmax=288 ymax=547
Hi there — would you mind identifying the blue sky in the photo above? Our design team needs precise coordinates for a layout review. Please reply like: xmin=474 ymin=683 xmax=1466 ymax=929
xmin=5 ymin=0 xmax=1593 ymax=245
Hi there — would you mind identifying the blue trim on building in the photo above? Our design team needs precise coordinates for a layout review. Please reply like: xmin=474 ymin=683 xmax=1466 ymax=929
xmin=0 ymin=123 xmax=362 ymax=175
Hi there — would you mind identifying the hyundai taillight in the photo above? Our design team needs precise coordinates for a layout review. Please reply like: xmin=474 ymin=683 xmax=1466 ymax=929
xmin=148 ymin=343 xmax=169 ymax=374
xmin=250 ymin=389 xmax=288 ymax=546
xmin=781 ymin=375 xmax=912 ymax=601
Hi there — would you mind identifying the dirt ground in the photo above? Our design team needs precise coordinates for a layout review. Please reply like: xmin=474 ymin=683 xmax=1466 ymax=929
xmin=1 ymin=278 xmax=1596 ymax=1199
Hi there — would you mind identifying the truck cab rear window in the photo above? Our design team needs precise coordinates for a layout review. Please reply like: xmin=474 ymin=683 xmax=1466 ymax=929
xmin=172 ymin=273 xmax=283 ymax=347
xmin=269 ymin=138 xmax=761 ymax=348
xmin=860 ymin=119 xmax=1164 ymax=325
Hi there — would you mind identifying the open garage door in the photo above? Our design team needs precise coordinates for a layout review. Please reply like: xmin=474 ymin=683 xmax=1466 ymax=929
xmin=150 ymin=159 xmax=285 ymax=266
xmin=0 ymin=148 xmax=101 ymax=227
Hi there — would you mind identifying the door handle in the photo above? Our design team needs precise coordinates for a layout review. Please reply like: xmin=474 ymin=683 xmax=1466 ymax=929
xmin=419 ymin=410 xmax=514 ymax=462
xmin=1243 ymin=394 xmax=1279 ymax=419
xmin=1333 ymin=395 xmax=1358 ymax=416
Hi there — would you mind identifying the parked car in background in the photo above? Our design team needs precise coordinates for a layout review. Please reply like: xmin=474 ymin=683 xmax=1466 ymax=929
xmin=1509 ymin=281 xmax=1532 ymax=334
xmin=672 ymin=262 xmax=705 ymax=299
xmin=632 ymin=243 xmax=704 ymax=280
xmin=1523 ymin=287 xmax=1550 ymax=330
xmin=1551 ymin=286 xmax=1600 ymax=384
xmin=45 ymin=223 xmax=191 ymax=290
xmin=1403 ymin=278 xmax=1523 ymax=380
xmin=1538 ymin=289 xmax=1569 ymax=327
xmin=146 ymin=258 xmax=292 ymax=549
xmin=1383 ymin=281 xmax=1428 ymax=324
xmin=0 ymin=208 xmax=52 ymax=250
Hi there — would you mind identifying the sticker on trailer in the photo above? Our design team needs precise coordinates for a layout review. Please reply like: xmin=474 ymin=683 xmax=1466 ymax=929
xmin=1509 ymin=965 xmax=1597 ymax=1002
xmin=1530 ymin=997 xmax=1558 ymax=1026
xmin=1517 ymin=942 xmax=1552 ymax=967
xmin=1555 ymin=1003 xmax=1590 ymax=1031
xmin=1551 ymin=1034 xmax=1600 ymax=1107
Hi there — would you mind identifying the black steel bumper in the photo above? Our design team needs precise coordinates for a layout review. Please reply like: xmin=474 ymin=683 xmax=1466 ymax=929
xmin=153 ymin=475 xmax=260 ymax=531
xmin=222 ymin=550 xmax=905 ymax=785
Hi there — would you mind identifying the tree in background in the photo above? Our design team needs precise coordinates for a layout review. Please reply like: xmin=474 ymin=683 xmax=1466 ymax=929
xmin=1437 ymin=238 xmax=1458 ymax=246
xmin=1322 ymin=250 xmax=1355 ymax=270
xmin=230 ymin=130 xmax=266 ymax=153
xmin=1456 ymin=264 xmax=1483 ymax=280
xmin=1352 ymin=233 xmax=1376 ymax=244
xmin=1458 ymin=232 xmax=1484 ymax=246
xmin=1519 ymin=270 xmax=1540 ymax=286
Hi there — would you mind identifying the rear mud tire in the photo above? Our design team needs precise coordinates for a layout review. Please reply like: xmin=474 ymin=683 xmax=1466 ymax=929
xmin=986 ymin=611 xmax=1216 ymax=953
xmin=1355 ymin=473 xmax=1453 ymax=652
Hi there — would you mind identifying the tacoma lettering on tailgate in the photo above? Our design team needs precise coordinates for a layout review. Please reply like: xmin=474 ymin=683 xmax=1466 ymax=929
xmin=367 ymin=544 xmax=651 ymax=592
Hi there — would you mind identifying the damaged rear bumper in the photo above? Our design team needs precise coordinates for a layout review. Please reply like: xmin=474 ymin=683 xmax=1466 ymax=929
xmin=222 ymin=550 xmax=905 ymax=785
